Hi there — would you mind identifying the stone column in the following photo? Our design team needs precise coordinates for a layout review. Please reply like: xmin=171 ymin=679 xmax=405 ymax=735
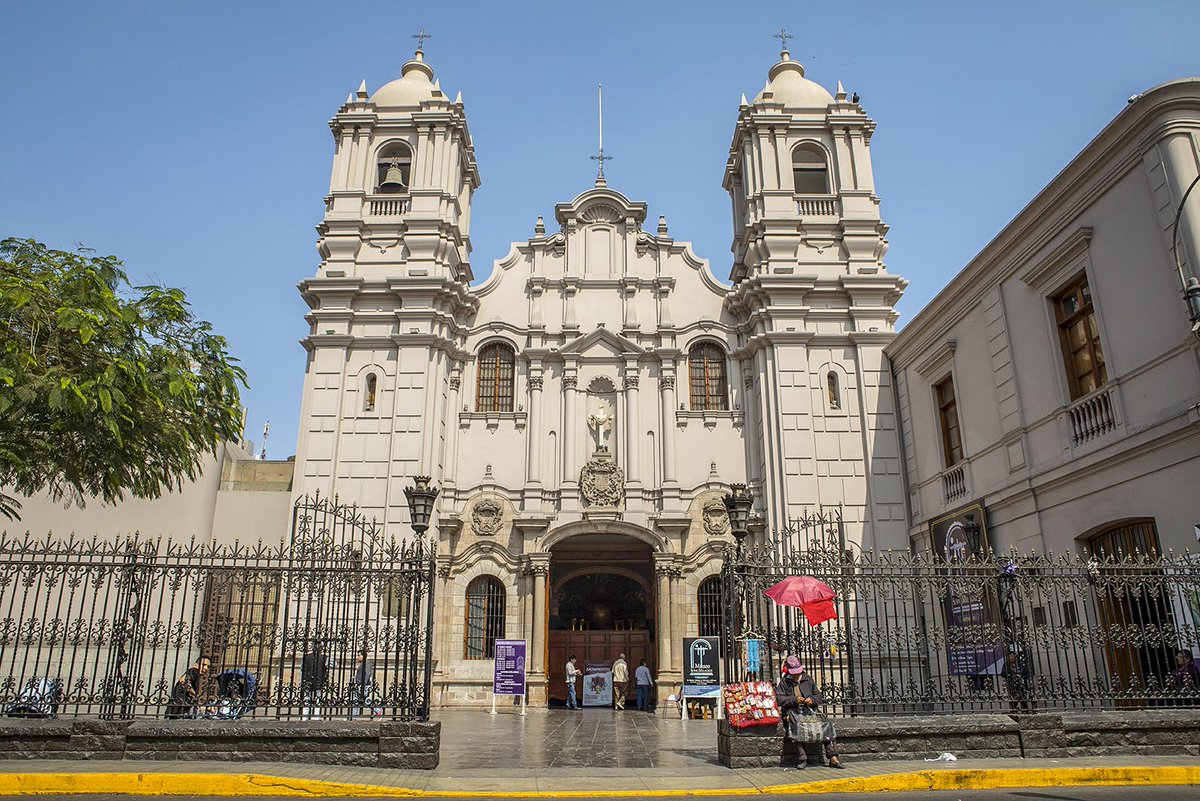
xmin=623 ymin=368 xmax=641 ymax=485
xmin=442 ymin=369 xmax=462 ymax=489
xmin=562 ymin=372 xmax=578 ymax=482
xmin=654 ymin=559 xmax=674 ymax=687
xmin=660 ymin=368 xmax=678 ymax=485
xmin=528 ymin=556 xmax=549 ymax=681
xmin=741 ymin=369 xmax=761 ymax=490
xmin=526 ymin=367 xmax=544 ymax=488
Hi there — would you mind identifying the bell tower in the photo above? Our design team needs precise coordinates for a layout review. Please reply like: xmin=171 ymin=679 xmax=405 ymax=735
xmin=318 ymin=44 xmax=480 ymax=281
xmin=293 ymin=42 xmax=480 ymax=532
xmin=724 ymin=39 xmax=909 ymax=551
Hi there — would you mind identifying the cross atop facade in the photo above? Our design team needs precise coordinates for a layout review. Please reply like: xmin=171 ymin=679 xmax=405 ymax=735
xmin=773 ymin=27 xmax=794 ymax=53
xmin=590 ymin=83 xmax=612 ymax=184
xmin=412 ymin=28 xmax=431 ymax=53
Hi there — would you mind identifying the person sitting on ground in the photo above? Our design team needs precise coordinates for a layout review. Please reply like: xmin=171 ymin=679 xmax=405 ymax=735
xmin=774 ymin=655 xmax=842 ymax=770
xmin=165 ymin=655 xmax=210 ymax=719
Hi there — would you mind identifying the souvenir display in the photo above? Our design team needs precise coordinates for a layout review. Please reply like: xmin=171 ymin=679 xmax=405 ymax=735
xmin=721 ymin=680 xmax=780 ymax=728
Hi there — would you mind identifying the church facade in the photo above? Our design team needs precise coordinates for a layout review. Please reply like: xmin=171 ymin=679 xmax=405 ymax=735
xmin=292 ymin=45 xmax=908 ymax=706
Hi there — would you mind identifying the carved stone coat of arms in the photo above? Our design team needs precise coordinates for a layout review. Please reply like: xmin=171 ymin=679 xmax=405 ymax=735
xmin=579 ymin=457 xmax=625 ymax=507
xmin=703 ymin=498 xmax=729 ymax=535
xmin=471 ymin=498 xmax=504 ymax=536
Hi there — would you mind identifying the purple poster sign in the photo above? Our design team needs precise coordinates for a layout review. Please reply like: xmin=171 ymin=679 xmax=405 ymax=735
xmin=493 ymin=639 xmax=527 ymax=696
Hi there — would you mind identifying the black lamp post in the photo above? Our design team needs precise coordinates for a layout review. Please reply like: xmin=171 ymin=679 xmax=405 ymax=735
xmin=1170 ymin=173 xmax=1200 ymax=341
xmin=723 ymin=483 xmax=754 ymax=557
xmin=404 ymin=475 xmax=439 ymax=536
xmin=962 ymin=513 xmax=981 ymax=554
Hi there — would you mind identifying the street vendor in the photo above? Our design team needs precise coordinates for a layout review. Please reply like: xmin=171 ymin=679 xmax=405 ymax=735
xmin=774 ymin=655 xmax=842 ymax=770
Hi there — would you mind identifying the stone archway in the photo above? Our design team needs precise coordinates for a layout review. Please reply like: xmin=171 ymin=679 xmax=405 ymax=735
xmin=543 ymin=530 xmax=659 ymax=707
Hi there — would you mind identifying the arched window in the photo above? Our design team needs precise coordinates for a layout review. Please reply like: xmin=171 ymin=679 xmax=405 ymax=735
xmin=376 ymin=143 xmax=412 ymax=194
xmin=792 ymin=144 xmax=829 ymax=194
xmin=697 ymin=576 xmax=722 ymax=638
xmin=476 ymin=343 xmax=516 ymax=412
xmin=465 ymin=576 xmax=505 ymax=659
xmin=688 ymin=342 xmax=729 ymax=411
xmin=827 ymin=371 xmax=841 ymax=410
xmin=363 ymin=373 xmax=378 ymax=413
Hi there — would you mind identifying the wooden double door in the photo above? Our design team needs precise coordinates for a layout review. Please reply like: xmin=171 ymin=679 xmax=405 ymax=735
xmin=547 ymin=630 xmax=653 ymax=705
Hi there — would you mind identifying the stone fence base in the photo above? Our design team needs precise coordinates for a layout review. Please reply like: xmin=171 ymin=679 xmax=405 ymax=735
xmin=718 ymin=710 xmax=1198 ymax=769
xmin=0 ymin=719 xmax=440 ymax=770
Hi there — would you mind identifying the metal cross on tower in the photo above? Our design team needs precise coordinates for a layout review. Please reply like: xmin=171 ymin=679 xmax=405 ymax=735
xmin=590 ymin=83 xmax=612 ymax=185
xmin=773 ymin=27 xmax=794 ymax=53
xmin=412 ymin=28 xmax=431 ymax=53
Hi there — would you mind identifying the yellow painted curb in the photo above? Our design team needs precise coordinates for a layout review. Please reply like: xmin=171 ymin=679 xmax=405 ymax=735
xmin=0 ymin=765 xmax=1196 ymax=797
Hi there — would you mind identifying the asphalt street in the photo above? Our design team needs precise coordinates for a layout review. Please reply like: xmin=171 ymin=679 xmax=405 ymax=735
xmin=11 ymin=789 xmax=1199 ymax=801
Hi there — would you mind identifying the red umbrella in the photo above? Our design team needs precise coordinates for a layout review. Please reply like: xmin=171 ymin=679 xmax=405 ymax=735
xmin=763 ymin=576 xmax=838 ymax=626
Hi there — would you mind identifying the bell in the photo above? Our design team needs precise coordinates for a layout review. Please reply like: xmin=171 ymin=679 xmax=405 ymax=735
xmin=379 ymin=161 xmax=407 ymax=192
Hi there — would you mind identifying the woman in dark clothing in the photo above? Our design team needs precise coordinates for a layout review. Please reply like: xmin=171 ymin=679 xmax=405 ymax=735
xmin=165 ymin=655 xmax=210 ymax=719
xmin=774 ymin=655 xmax=842 ymax=770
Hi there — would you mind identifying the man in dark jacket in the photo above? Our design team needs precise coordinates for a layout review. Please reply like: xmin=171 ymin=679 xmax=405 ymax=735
xmin=774 ymin=655 xmax=842 ymax=770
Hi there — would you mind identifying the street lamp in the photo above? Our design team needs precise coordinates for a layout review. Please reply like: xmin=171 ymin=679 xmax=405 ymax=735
xmin=1170 ymin=174 xmax=1200 ymax=341
xmin=404 ymin=475 xmax=439 ymax=536
xmin=723 ymin=483 xmax=754 ymax=555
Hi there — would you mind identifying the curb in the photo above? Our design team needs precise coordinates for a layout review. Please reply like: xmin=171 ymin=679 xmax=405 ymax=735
xmin=0 ymin=765 xmax=1197 ymax=797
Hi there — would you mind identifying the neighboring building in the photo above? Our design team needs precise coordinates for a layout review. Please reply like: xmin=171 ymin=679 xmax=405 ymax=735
xmin=887 ymin=78 xmax=1200 ymax=558
xmin=8 ymin=440 xmax=293 ymax=545
xmin=292 ymin=44 xmax=908 ymax=706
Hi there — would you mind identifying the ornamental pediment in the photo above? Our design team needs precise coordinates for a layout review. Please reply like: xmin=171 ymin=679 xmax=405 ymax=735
xmin=554 ymin=186 xmax=648 ymax=229
xmin=559 ymin=326 xmax=643 ymax=357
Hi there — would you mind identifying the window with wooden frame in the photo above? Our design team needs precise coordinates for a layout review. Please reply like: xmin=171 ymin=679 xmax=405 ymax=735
xmin=475 ymin=343 xmax=516 ymax=412
xmin=1053 ymin=274 xmax=1107 ymax=400
xmin=934 ymin=375 xmax=962 ymax=467
xmin=688 ymin=342 xmax=729 ymax=411
xmin=792 ymin=144 xmax=829 ymax=194
xmin=697 ymin=576 xmax=722 ymax=638
xmin=464 ymin=576 xmax=505 ymax=660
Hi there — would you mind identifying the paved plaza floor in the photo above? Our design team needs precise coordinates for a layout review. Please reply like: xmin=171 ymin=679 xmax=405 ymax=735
xmin=1 ymin=710 xmax=1199 ymax=796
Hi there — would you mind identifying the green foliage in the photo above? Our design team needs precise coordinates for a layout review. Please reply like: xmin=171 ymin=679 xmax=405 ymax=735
xmin=0 ymin=238 xmax=247 ymax=520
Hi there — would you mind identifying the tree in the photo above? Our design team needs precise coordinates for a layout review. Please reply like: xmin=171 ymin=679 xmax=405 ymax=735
xmin=0 ymin=238 xmax=247 ymax=520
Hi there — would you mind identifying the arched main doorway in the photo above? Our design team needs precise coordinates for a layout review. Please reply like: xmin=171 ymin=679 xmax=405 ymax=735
xmin=546 ymin=533 xmax=656 ymax=707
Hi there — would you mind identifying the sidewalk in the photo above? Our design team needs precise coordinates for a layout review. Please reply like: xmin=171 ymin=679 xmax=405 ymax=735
xmin=0 ymin=710 xmax=1197 ymax=796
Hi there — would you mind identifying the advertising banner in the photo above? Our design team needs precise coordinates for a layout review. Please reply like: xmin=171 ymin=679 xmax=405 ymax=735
xmin=929 ymin=504 xmax=1004 ymax=676
xmin=492 ymin=639 xmax=527 ymax=696
xmin=582 ymin=660 xmax=613 ymax=707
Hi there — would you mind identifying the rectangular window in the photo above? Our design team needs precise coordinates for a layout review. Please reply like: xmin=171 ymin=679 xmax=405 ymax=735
xmin=934 ymin=376 xmax=962 ymax=467
xmin=1054 ymin=275 xmax=1107 ymax=400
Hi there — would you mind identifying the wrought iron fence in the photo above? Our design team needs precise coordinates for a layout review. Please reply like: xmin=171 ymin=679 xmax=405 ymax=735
xmin=0 ymin=494 xmax=436 ymax=721
xmin=721 ymin=510 xmax=1200 ymax=716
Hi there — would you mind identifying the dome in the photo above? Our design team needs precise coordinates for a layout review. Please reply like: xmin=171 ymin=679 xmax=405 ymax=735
xmin=753 ymin=52 xmax=834 ymax=109
xmin=370 ymin=52 xmax=436 ymax=107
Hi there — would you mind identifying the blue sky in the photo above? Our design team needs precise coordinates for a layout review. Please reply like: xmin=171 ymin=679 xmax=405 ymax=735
xmin=2 ymin=1 xmax=1195 ymax=456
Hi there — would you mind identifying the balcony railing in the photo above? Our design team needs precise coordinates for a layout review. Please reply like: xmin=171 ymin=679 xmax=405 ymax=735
xmin=1066 ymin=385 xmax=1118 ymax=446
xmin=941 ymin=462 xmax=967 ymax=505
xmin=368 ymin=196 xmax=410 ymax=217
xmin=797 ymin=196 xmax=838 ymax=217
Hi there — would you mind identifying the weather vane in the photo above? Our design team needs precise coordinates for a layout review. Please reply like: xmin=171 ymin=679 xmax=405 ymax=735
xmin=412 ymin=28 xmax=431 ymax=53
xmin=773 ymin=27 xmax=794 ymax=53
xmin=590 ymin=83 xmax=612 ymax=184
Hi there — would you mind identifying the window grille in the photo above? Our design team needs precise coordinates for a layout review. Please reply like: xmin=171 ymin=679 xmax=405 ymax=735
xmin=792 ymin=144 xmax=829 ymax=194
xmin=465 ymin=576 xmax=506 ymax=659
xmin=688 ymin=343 xmax=729 ymax=411
xmin=697 ymin=576 xmax=722 ymax=638
xmin=476 ymin=343 xmax=516 ymax=412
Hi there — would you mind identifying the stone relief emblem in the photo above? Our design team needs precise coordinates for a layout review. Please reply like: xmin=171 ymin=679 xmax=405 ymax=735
xmin=703 ymin=498 xmax=729 ymax=535
xmin=471 ymin=498 xmax=504 ymax=537
xmin=580 ymin=457 xmax=625 ymax=507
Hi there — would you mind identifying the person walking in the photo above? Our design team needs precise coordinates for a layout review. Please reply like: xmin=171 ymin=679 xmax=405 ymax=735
xmin=775 ymin=655 xmax=842 ymax=770
xmin=612 ymin=653 xmax=629 ymax=710
xmin=635 ymin=658 xmax=654 ymax=712
xmin=565 ymin=654 xmax=580 ymax=709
